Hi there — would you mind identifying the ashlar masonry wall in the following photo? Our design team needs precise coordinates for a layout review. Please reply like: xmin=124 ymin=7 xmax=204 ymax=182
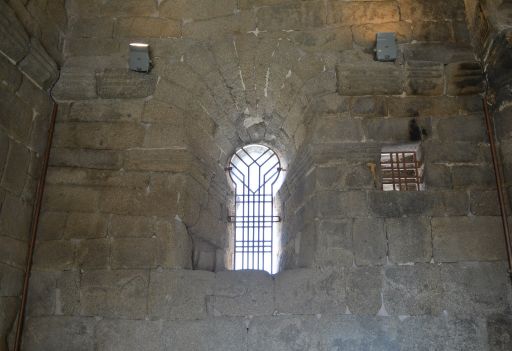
xmin=0 ymin=1 xmax=66 ymax=350
xmin=20 ymin=1 xmax=512 ymax=350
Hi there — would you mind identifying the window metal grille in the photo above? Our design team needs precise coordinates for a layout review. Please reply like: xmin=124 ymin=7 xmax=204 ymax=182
xmin=381 ymin=150 xmax=424 ymax=191
xmin=227 ymin=145 xmax=282 ymax=274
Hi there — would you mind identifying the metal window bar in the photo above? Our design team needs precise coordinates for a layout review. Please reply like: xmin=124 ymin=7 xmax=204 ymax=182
xmin=381 ymin=151 xmax=423 ymax=191
xmin=227 ymin=145 xmax=281 ymax=274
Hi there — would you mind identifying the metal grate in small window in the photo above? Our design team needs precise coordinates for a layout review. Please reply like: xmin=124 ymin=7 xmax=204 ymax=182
xmin=227 ymin=145 xmax=282 ymax=274
xmin=380 ymin=150 xmax=423 ymax=191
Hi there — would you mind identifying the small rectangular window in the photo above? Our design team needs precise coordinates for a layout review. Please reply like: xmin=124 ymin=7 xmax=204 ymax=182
xmin=380 ymin=143 xmax=424 ymax=191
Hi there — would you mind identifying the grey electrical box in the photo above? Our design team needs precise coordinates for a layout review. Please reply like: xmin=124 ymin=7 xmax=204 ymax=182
xmin=375 ymin=32 xmax=397 ymax=62
xmin=129 ymin=43 xmax=151 ymax=73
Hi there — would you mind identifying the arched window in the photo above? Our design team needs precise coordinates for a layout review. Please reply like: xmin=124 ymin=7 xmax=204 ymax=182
xmin=227 ymin=144 xmax=283 ymax=274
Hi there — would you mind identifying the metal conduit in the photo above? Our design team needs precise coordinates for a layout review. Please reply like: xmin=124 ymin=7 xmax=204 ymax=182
xmin=482 ymin=97 xmax=512 ymax=281
xmin=13 ymin=103 xmax=59 ymax=351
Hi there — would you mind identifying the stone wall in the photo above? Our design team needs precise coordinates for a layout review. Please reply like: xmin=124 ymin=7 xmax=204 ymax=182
xmin=465 ymin=0 xmax=512 ymax=211
xmin=21 ymin=0 xmax=512 ymax=350
xmin=0 ymin=0 xmax=64 ymax=350
xmin=5 ymin=0 xmax=67 ymax=64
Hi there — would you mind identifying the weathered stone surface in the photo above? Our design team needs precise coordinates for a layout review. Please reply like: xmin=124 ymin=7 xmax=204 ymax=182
xmin=54 ymin=122 xmax=145 ymax=150
xmin=49 ymin=148 xmax=123 ymax=170
xmin=315 ymin=219 xmax=354 ymax=267
xmin=487 ymin=314 xmax=512 ymax=351
xmin=80 ymin=314 xmax=470 ymax=351
xmin=65 ymin=38 xmax=120 ymax=57
xmin=111 ymin=237 xmax=159 ymax=269
xmin=148 ymin=270 xmax=214 ymax=320
xmin=155 ymin=218 xmax=193 ymax=269
xmin=80 ymin=270 xmax=148 ymax=319
xmin=363 ymin=116 xmax=430 ymax=142
xmin=26 ymin=271 xmax=79 ymax=316
xmin=316 ymin=162 xmax=374 ymax=190
xmin=46 ymin=167 xmax=149 ymax=190
xmin=387 ymin=95 xmax=481 ymax=117
xmin=0 ymin=236 xmax=27 ymax=268
xmin=396 ymin=316 xmax=487 ymax=351
xmin=399 ymin=0 xmax=466 ymax=21
xmin=98 ymin=186 xmax=180 ymax=217
xmin=405 ymin=61 xmax=444 ymax=96
xmin=369 ymin=191 xmax=433 ymax=218
xmin=403 ymin=43 xmax=474 ymax=64
xmin=64 ymin=212 xmax=108 ymax=239
xmin=451 ymin=165 xmax=495 ymax=189
xmin=327 ymin=1 xmax=400 ymax=25
xmin=247 ymin=315 xmax=319 ymax=350
xmin=141 ymin=99 xmax=184 ymax=124
xmin=446 ymin=62 xmax=484 ymax=95
xmin=0 ymin=55 xmax=22 ymax=92
xmin=353 ymin=218 xmax=386 ymax=266
xmin=159 ymin=0 xmax=237 ymax=21
xmin=33 ymin=240 xmax=75 ymax=271
xmin=387 ymin=217 xmax=432 ymax=263
xmin=183 ymin=13 xmax=255 ymax=39
xmin=350 ymin=96 xmax=387 ymax=117
xmin=432 ymin=216 xmax=507 ymax=262
xmin=77 ymin=239 xmax=110 ymax=269
xmin=257 ymin=2 xmax=326 ymax=31
xmin=18 ymin=38 xmax=59 ymax=90
xmin=0 ymin=263 xmax=23 ymax=296
xmin=346 ymin=266 xmax=382 ymax=315
xmin=470 ymin=190 xmax=501 ymax=216
xmin=435 ymin=115 xmax=487 ymax=143
xmin=110 ymin=215 xmax=155 ymax=238
xmin=423 ymin=163 xmax=452 ymax=188
xmin=423 ymin=141 xmax=481 ymax=163
xmin=116 ymin=17 xmax=181 ymax=38
xmin=430 ymin=191 xmax=471 ymax=217
xmin=96 ymin=69 xmax=157 ymax=99
xmin=212 ymin=270 xmax=273 ymax=316
xmin=66 ymin=99 xmax=145 ymax=123
xmin=315 ymin=191 xmax=369 ymax=218
xmin=384 ymin=264 xmax=442 ymax=316
xmin=69 ymin=17 xmax=115 ymax=38
xmin=0 ymin=194 xmax=32 ymax=241
xmin=337 ymin=63 xmax=404 ymax=96
xmin=0 ymin=133 xmax=9 ymax=179
xmin=248 ymin=315 xmax=460 ymax=350
xmin=42 ymin=185 xmax=100 ymax=212
xmin=1 ymin=140 xmax=30 ymax=195
xmin=23 ymin=316 xmax=97 ymax=351
xmin=144 ymin=123 xmax=187 ymax=148
xmin=288 ymin=27 xmax=353 ymax=52
xmin=165 ymin=317 xmax=246 ymax=351
xmin=95 ymin=319 xmax=165 ymax=351
xmin=1 ymin=94 xmax=37 ymax=146
xmin=0 ymin=1 xmax=30 ymax=63
xmin=123 ymin=149 xmax=193 ymax=172
xmin=495 ymin=107 xmax=512 ymax=141
xmin=412 ymin=20 xmax=453 ymax=42
xmin=311 ymin=117 xmax=363 ymax=143
xmin=441 ymin=262 xmax=512 ymax=317
xmin=52 ymin=67 xmax=97 ymax=100
xmin=0 ymin=296 xmax=18 ymax=350
xmin=275 ymin=269 xmax=345 ymax=314
xmin=71 ymin=0 xmax=157 ymax=18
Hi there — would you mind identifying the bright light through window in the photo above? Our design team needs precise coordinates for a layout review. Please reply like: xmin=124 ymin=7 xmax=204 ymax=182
xmin=228 ymin=145 xmax=283 ymax=274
